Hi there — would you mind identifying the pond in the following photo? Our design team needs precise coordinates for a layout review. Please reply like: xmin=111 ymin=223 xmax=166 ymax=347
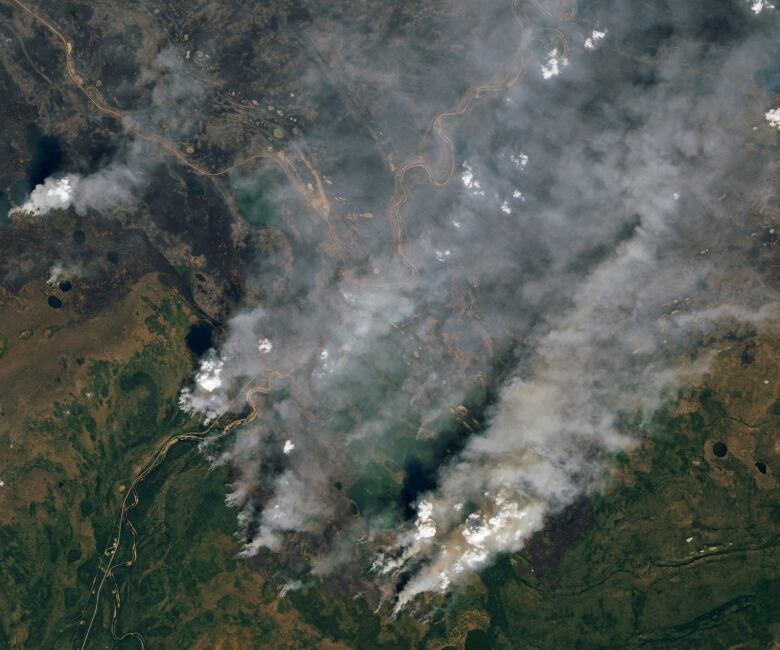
xmin=185 ymin=323 xmax=213 ymax=356
xmin=26 ymin=123 xmax=63 ymax=188
xmin=0 ymin=191 xmax=10 ymax=228
xmin=465 ymin=629 xmax=492 ymax=650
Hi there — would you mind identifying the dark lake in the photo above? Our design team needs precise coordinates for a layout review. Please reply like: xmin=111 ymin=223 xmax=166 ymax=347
xmin=5 ymin=124 xmax=64 ymax=215
xmin=26 ymin=123 xmax=62 ymax=188
xmin=0 ymin=191 xmax=10 ymax=227
xmin=185 ymin=323 xmax=213 ymax=356
xmin=465 ymin=629 xmax=492 ymax=650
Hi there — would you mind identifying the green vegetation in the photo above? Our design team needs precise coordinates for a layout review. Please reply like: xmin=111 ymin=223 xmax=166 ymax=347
xmin=98 ymin=346 xmax=780 ymax=648
xmin=0 ymin=287 xmax=197 ymax=647
xmin=430 ymin=384 xmax=780 ymax=649
xmin=2 ymin=289 xmax=778 ymax=648
xmin=235 ymin=174 xmax=278 ymax=228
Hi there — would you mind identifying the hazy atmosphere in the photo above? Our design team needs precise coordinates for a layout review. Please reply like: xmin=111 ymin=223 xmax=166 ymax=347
xmin=1 ymin=0 xmax=779 ymax=647
xmin=175 ymin=0 xmax=780 ymax=609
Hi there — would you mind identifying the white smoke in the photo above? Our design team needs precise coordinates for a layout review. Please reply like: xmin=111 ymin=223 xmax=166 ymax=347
xmin=46 ymin=261 xmax=81 ymax=285
xmin=179 ymin=352 xmax=230 ymax=423
xmin=8 ymin=158 xmax=145 ymax=219
xmin=173 ymin=0 xmax=780 ymax=612
xmin=385 ymin=221 xmax=776 ymax=606
xmin=238 ymin=470 xmax=335 ymax=555
xmin=10 ymin=175 xmax=75 ymax=217
xmin=7 ymin=44 xmax=205 ymax=221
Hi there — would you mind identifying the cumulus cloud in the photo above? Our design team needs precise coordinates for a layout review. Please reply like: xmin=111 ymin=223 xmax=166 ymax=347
xmin=767 ymin=107 xmax=780 ymax=129
xmin=540 ymin=48 xmax=569 ymax=80
xmin=584 ymin=29 xmax=607 ymax=50
xmin=749 ymin=0 xmax=775 ymax=14
xmin=179 ymin=0 xmax=780 ymax=610
xmin=179 ymin=352 xmax=230 ymax=423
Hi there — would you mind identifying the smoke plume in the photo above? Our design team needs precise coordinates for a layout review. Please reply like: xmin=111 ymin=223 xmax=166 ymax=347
xmin=175 ymin=0 xmax=780 ymax=611
xmin=69 ymin=0 xmax=777 ymax=608
xmin=8 ymin=46 xmax=204 ymax=219
xmin=9 ymin=157 xmax=145 ymax=218
xmin=175 ymin=0 xmax=780 ymax=608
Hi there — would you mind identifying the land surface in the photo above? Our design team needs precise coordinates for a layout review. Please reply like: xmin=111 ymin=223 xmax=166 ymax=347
xmin=0 ymin=0 xmax=778 ymax=648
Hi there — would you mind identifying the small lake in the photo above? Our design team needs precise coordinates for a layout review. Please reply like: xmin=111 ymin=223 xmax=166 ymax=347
xmin=3 ymin=123 xmax=64 ymax=219
xmin=0 ymin=191 xmax=10 ymax=228
xmin=26 ymin=123 xmax=63 ymax=188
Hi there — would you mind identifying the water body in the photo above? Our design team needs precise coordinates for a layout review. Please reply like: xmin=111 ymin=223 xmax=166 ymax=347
xmin=185 ymin=323 xmax=213 ymax=356
xmin=713 ymin=441 xmax=728 ymax=458
xmin=755 ymin=47 xmax=780 ymax=94
xmin=47 ymin=296 xmax=63 ymax=309
xmin=0 ymin=191 xmax=10 ymax=227
xmin=465 ymin=629 xmax=492 ymax=650
xmin=10 ymin=179 xmax=30 ymax=206
xmin=6 ymin=124 xmax=64 ymax=214
xmin=25 ymin=124 xmax=62 ymax=188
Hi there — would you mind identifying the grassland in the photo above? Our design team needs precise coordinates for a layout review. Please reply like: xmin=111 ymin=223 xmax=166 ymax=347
xmin=1 ymin=270 xmax=778 ymax=648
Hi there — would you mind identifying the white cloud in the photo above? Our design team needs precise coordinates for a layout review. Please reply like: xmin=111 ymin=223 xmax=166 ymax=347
xmin=195 ymin=357 xmax=223 ymax=392
xmin=461 ymin=162 xmax=486 ymax=196
xmin=541 ymin=49 xmax=569 ymax=80
xmin=766 ymin=108 xmax=780 ymax=130
xmin=414 ymin=500 xmax=437 ymax=539
xmin=178 ymin=353 xmax=229 ymax=423
xmin=750 ymin=0 xmax=775 ymax=13
xmin=584 ymin=29 xmax=607 ymax=50
xmin=509 ymin=153 xmax=529 ymax=169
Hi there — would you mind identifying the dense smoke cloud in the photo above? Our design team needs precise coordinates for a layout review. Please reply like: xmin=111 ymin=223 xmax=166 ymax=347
xmin=175 ymin=0 xmax=779 ymax=607
xmin=9 ymin=0 xmax=770 ymax=607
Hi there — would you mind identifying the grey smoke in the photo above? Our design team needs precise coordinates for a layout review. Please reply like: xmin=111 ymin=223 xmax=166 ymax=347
xmin=172 ymin=0 xmax=780 ymax=607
